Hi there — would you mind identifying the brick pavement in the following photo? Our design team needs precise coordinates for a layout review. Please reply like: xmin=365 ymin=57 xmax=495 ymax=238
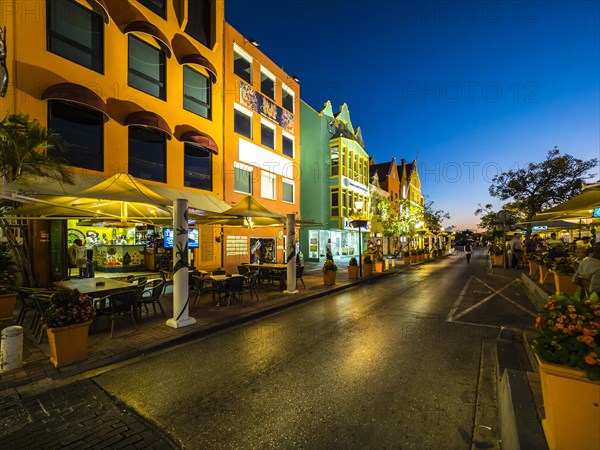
xmin=0 ymin=379 xmax=177 ymax=449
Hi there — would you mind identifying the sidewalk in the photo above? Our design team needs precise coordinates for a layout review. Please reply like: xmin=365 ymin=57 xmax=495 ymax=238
xmin=1 ymin=257 xmax=417 ymax=393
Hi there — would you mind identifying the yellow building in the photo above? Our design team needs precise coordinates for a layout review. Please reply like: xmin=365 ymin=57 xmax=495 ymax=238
xmin=0 ymin=0 xmax=225 ymax=280
xmin=221 ymin=23 xmax=300 ymax=272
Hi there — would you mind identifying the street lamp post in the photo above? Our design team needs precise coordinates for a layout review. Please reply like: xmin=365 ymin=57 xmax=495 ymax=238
xmin=352 ymin=201 xmax=368 ymax=278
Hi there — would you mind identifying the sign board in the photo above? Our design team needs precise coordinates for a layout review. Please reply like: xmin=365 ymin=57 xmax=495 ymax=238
xmin=593 ymin=207 xmax=600 ymax=218
xmin=532 ymin=226 xmax=548 ymax=231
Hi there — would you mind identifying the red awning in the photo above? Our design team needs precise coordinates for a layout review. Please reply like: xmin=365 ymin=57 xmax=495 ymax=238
xmin=41 ymin=83 xmax=109 ymax=121
xmin=124 ymin=21 xmax=172 ymax=58
xmin=178 ymin=129 xmax=218 ymax=154
xmin=180 ymin=53 xmax=218 ymax=83
xmin=89 ymin=0 xmax=111 ymax=24
xmin=125 ymin=111 xmax=172 ymax=139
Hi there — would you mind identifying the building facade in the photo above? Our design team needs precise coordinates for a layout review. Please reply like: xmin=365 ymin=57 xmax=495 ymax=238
xmin=299 ymin=100 xmax=369 ymax=262
xmin=221 ymin=23 xmax=300 ymax=272
xmin=1 ymin=0 xmax=226 ymax=280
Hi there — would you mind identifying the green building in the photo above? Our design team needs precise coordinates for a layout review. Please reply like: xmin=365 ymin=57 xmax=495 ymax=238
xmin=299 ymin=100 xmax=370 ymax=262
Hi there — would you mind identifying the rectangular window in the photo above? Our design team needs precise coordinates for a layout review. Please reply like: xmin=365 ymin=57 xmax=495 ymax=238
xmin=234 ymin=164 xmax=253 ymax=194
xmin=282 ymin=133 xmax=294 ymax=158
xmin=260 ymin=69 xmax=275 ymax=100
xmin=128 ymin=35 xmax=165 ymax=99
xmin=234 ymin=46 xmax=252 ymax=84
xmin=128 ymin=126 xmax=166 ymax=182
xmin=137 ymin=0 xmax=165 ymax=18
xmin=282 ymin=85 xmax=294 ymax=113
xmin=261 ymin=171 xmax=275 ymax=200
xmin=185 ymin=0 xmax=212 ymax=47
xmin=47 ymin=0 xmax=103 ymax=73
xmin=184 ymin=143 xmax=212 ymax=191
xmin=331 ymin=188 xmax=339 ymax=217
xmin=183 ymin=66 xmax=211 ymax=119
xmin=48 ymin=100 xmax=103 ymax=172
xmin=282 ymin=179 xmax=294 ymax=203
xmin=261 ymin=123 xmax=275 ymax=149
xmin=234 ymin=108 xmax=252 ymax=138
xmin=330 ymin=145 xmax=339 ymax=176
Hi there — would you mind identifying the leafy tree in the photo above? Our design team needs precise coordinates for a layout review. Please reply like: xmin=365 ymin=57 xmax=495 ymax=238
xmin=423 ymin=201 xmax=450 ymax=232
xmin=488 ymin=147 xmax=598 ymax=234
xmin=0 ymin=113 xmax=73 ymax=286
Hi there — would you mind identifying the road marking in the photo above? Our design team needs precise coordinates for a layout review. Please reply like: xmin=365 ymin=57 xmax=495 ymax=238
xmin=447 ymin=277 xmax=536 ymax=323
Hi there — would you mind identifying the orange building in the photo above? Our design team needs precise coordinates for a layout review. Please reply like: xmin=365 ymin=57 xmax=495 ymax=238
xmin=220 ymin=23 xmax=300 ymax=272
xmin=0 ymin=0 xmax=226 ymax=280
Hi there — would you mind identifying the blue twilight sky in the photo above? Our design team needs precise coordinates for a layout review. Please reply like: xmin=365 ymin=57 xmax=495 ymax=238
xmin=225 ymin=0 xmax=600 ymax=231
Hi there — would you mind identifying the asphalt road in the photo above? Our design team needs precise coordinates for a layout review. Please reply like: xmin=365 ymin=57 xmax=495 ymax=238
xmin=94 ymin=249 xmax=537 ymax=449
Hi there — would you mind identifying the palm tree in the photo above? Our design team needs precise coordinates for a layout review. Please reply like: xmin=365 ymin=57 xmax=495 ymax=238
xmin=0 ymin=113 xmax=73 ymax=286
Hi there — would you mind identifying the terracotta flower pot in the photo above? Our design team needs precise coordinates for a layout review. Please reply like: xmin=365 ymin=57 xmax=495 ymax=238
xmin=46 ymin=321 xmax=92 ymax=368
xmin=404 ymin=257 xmax=410 ymax=266
xmin=323 ymin=271 xmax=336 ymax=285
xmin=493 ymin=254 xmax=504 ymax=266
xmin=348 ymin=265 xmax=359 ymax=280
xmin=375 ymin=262 xmax=384 ymax=272
xmin=536 ymin=355 xmax=600 ymax=450
xmin=0 ymin=293 xmax=17 ymax=321
xmin=363 ymin=263 xmax=373 ymax=276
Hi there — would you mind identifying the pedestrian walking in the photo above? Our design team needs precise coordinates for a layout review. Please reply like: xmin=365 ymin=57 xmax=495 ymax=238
xmin=326 ymin=239 xmax=334 ymax=261
xmin=464 ymin=241 xmax=473 ymax=263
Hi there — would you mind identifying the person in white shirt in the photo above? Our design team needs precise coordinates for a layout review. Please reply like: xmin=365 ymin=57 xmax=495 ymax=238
xmin=508 ymin=234 xmax=523 ymax=269
xmin=572 ymin=243 xmax=600 ymax=296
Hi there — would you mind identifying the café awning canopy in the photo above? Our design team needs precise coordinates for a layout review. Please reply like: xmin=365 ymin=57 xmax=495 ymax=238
xmin=531 ymin=184 xmax=600 ymax=221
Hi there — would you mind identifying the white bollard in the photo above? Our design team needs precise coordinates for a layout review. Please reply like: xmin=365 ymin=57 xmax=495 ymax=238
xmin=0 ymin=325 xmax=24 ymax=373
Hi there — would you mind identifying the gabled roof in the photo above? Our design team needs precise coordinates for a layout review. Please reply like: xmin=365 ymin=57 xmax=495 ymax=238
xmin=370 ymin=161 xmax=393 ymax=179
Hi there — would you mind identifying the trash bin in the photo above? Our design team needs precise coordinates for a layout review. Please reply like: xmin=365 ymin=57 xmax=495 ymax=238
xmin=1 ymin=325 xmax=24 ymax=373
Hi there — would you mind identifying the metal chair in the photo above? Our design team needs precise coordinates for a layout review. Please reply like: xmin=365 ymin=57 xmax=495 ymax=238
xmin=211 ymin=269 xmax=227 ymax=276
xmin=192 ymin=274 xmax=218 ymax=306
xmin=243 ymin=270 xmax=260 ymax=301
xmin=97 ymin=290 xmax=139 ymax=338
xmin=218 ymin=276 xmax=245 ymax=307
xmin=237 ymin=265 xmax=250 ymax=275
xmin=137 ymin=279 xmax=165 ymax=317
xmin=159 ymin=270 xmax=173 ymax=295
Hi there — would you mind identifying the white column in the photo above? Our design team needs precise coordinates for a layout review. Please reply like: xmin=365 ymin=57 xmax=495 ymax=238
xmin=284 ymin=214 xmax=298 ymax=294
xmin=166 ymin=198 xmax=196 ymax=329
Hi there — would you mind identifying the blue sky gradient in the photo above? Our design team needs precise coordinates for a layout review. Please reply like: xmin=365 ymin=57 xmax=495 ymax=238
xmin=226 ymin=0 xmax=600 ymax=230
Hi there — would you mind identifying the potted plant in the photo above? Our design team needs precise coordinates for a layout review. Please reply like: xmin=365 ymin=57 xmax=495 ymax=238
xmin=403 ymin=250 xmax=411 ymax=266
xmin=374 ymin=253 xmax=385 ymax=272
xmin=0 ymin=244 xmax=18 ymax=321
xmin=550 ymin=256 xmax=577 ymax=295
xmin=41 ymin=289 xmax=96 ymax=368
xmin=491 ymin=246 xmax=504 ymax=266
xmin=347 ymin=257 xmax=359 ymax=279
xmin=362 ymin=255 xmax=374 ymax=276
xmin=530 ymin=291 xmax=600 ymax=449
xmin=322 ymin=260 xmax=338 ymax=285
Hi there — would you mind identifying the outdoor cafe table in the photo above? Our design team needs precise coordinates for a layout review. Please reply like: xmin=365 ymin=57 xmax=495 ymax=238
xmin=243 ymin=263 xmax=288 ymax=289
xmin=53 ymin=277 xmax=136 ymax=298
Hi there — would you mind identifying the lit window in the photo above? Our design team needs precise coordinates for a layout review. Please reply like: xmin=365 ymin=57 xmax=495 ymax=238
xmin=47 ymin=0 xmax=103 ymax=73
xmin=261 ymin=171 xmax=275 ymax=200
xmin=330 ymin=146 xmax=339 ymax=176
